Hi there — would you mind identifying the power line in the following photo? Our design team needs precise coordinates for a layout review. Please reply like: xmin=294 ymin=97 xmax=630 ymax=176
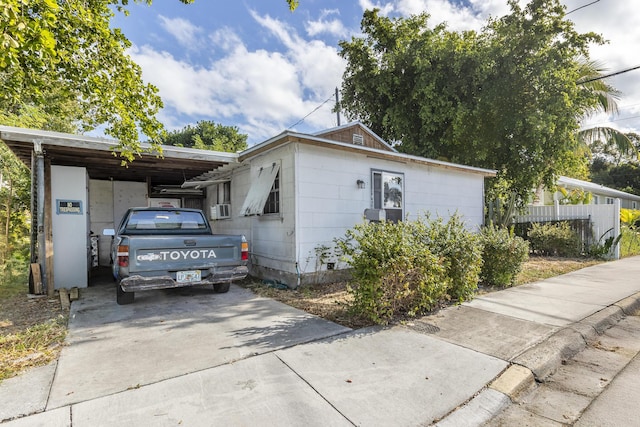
xmin=578 ymin=65 xmax=640 ymax=84
xmin=586 ymin=114 xmax=640 ymax=127
xmin=566 ymin=0 xmax=601 ymax=15
xmin=288 ymin=93 xmax=336 ymax=129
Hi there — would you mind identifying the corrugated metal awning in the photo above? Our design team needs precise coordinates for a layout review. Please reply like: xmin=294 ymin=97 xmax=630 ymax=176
xmin=239 ymin=162 xmax=280 ymax=216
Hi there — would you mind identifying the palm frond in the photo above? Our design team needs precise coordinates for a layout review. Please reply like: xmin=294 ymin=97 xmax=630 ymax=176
xmin=578 ymin=126 xmax=638 ymax=158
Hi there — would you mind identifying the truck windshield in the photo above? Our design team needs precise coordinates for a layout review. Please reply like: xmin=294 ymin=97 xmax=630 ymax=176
xmin=124 ymin=210 xmax=208 ymax=232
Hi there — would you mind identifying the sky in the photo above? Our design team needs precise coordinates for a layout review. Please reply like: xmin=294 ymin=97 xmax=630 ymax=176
xmin=110 ymin=0 xmax=640 ymax=146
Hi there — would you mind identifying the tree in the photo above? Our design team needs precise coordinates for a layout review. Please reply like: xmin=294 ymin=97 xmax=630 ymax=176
xmin=0 ymin=84 xmax=87 ymax=278
xmin=576 ymin=60 xmax=638 ymax=160
xmin=161 ymin=121 xmax=248 ymax=153
xmin=0 ymin=0 xmax=296 ymax=164
xmin=338 ymin=0 xmax=605 ymax=202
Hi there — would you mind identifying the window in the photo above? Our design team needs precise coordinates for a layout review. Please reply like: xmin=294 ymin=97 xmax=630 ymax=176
xmin=372 ymin=170 xmax=404 ymax=222
xmin=263 ymin=172 xmax=280 ymax=214
xmin=239 ymin=162 xmax=281 ymax=216
xmin=605 ymin=197 xmax=615 ymax=205
xmin=124 ymin=210 xmax=207 ymax=233
xmin=633 ymin=201 xmax=638 ymax=210
xmin=217 ymin=181 xmax=231 ymax=204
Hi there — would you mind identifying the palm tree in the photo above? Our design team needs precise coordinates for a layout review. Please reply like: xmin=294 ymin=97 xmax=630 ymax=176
xmin=577 ymin=59 xmax=638 ymax=159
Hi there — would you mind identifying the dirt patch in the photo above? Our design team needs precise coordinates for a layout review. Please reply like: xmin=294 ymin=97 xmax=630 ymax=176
xmin=241 ymin=257 xmax=603 ymax=329
xmin=241 ymin=279 xmax=372 ymax=329
xmin=0 ymin=295 xmax=65 ymax=335
xmin=0 ymin=291 xmax=67 ymax=381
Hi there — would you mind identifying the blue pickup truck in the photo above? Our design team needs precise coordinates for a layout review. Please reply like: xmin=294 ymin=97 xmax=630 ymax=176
xmin=103 ymin=207 xmax=249 ymax=305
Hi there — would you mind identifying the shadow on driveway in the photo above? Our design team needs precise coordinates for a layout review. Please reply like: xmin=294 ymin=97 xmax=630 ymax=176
xmin=47 ymin=273 xmax=350 ymax=409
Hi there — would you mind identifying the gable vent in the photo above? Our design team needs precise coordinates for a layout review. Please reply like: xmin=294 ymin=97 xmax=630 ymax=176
xmin=352 ymin=134 xmax=364 ymax=145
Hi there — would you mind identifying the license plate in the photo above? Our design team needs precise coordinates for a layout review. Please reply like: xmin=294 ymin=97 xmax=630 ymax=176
xmin=176 ymin=270 xmax=201 ymax=283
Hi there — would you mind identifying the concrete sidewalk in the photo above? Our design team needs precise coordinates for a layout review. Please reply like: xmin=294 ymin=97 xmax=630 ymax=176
xmin=2 ymin=256 xmax=640 ymax=426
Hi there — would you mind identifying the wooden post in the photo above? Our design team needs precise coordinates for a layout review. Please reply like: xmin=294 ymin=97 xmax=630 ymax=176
xmin=30 ymin=263 xmax=43 ymax=295
xmin=45 ymin=159 xmax=55 ymax=297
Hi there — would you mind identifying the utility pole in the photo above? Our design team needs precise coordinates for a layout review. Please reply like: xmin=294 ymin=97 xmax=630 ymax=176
xmin=335 ymin=87 xmax=341 ymax=126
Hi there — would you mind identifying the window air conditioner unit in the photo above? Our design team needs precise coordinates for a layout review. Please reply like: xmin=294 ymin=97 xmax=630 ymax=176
xmin=352 ymin=134 xmax=364 ymax=145
xmin=210 ymin=204 xmax=231 ymax=220
xmin=364 ymin=208 xmax=386 ymax=222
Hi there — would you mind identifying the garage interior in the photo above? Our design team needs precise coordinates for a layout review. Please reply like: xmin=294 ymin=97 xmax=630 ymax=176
xmin=0 ymin=126 xmax=237 ymax=295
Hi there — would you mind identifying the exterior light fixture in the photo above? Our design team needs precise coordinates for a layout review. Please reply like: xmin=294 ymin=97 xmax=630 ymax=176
xmin=356 ymin=179 xmax=365 ymax=189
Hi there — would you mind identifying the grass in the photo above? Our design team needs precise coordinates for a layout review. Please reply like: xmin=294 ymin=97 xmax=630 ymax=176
xmin=513 ymin=257 xmax=602 ymax=286
xmin=0 ymin=264 xmax=68 ymax=383
xmin=0 ymin=279 xmax=26 ymax=300
xmin=0 ymin=315 xmax=67 ymax=381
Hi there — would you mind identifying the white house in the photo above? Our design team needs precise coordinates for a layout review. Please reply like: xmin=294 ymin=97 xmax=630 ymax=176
xmin=188 ymin=122 xmax=496 ymax=287
xmin=0 ymin=123 xmax=495 ymax=291
xmin=533 ymin=176 xmax=640 ymax=209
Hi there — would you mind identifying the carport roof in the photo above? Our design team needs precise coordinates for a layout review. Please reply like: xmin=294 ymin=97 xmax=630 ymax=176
xmin=0 ymin=126 xmax=239 ymax=185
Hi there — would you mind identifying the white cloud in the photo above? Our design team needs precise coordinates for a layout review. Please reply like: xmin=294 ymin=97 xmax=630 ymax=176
xmin=158 ymin=15 xmax=204 ymax=49
xmin=358 ymin=0 xmax=395 ymax=16
xmin=129 ymin=11 xmax=346 ymax=144
xmin=397 ymin=0 xmax=483 ymax=31
xmin=250 ymin=11 xmax=346 ymax=100
xmin=563 ymin=0 xmax=640 ymax=135
xmin=209 ymin=27 xmax=244 ymax=53
xmin=306 ymin=10 xmax=349 ymax=38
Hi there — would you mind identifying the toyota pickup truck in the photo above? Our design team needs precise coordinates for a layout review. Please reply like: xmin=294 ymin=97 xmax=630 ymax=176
xmin=103 ymin=207 xmax=249 ymax=305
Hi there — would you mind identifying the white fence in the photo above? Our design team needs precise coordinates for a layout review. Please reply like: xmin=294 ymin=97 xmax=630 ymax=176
xmin=514 ymin=199 xmax=621 ymax=259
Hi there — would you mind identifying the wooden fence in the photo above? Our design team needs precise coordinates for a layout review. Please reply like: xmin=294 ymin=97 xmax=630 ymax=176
xmin=514 ymin=200 xmax=621 ymax=259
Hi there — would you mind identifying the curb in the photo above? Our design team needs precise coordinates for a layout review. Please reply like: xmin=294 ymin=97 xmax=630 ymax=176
xmin=434 ymin=291 xmax=640 ymax=426
xmin=513 ymin=291 xmax=640 ymax=383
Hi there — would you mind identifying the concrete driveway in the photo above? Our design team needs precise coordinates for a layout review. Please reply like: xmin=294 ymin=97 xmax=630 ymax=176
xmin=4 ymin=273 xmax=508 ymax=426
xmin=47 ymin=277 xmax=351 ymax=408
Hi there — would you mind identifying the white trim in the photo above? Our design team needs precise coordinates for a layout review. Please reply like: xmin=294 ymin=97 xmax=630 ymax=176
xmin=241 ymin=129 xmax=496 ymax=178
xmin=558 ymin=176 xmax=640 ymax=202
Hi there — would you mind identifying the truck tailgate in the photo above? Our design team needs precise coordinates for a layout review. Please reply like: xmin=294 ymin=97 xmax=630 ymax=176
xmin=128 ymin=235 xmax=243 ymax=272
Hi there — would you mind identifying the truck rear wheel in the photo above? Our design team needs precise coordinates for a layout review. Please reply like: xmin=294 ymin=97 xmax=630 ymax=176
xmin=116 ymin=284 xmax=134 ymax=305
xmin=213 ymin=282 xmax=230 ymax=293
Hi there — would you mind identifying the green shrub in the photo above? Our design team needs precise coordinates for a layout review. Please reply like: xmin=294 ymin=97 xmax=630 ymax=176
xmin=527 ymin=222 xmax=581 ymax=257
xmin=336 ymin=220 xmax=449 ymax=325
xmin=414 ymin=214 xmax=482 ymax=302
xmin=335 ymin=215 xmax=484 ymax=324
xmin=480 ymin=225 xmax=529 ymax=287
xmin=621 ymin=227 xmax=640 ymax=257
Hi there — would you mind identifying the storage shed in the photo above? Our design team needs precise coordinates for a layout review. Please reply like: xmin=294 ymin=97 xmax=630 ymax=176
xmin=0 ymin=125 xmax=237 ymax=294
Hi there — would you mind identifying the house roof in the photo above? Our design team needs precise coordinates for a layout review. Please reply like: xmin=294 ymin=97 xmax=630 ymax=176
xmin=1 ymin=124 xmax=495 ymax=190
xmin=238 ymin=124 xmax=496 ymax=178
xmin=558 ymin=176 xmax=640 ymax=202
xmin=0 ymin=125 xmax=238 ymax=186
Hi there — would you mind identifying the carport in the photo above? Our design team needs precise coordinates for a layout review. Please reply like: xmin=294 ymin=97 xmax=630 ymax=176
xmin=0 ymin=125 xmax=238 ymax=295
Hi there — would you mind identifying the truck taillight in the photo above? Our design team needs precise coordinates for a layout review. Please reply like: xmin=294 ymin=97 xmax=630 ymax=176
xmin=241 ymin=241 xmax=249 ymax=261
xmin=117 ymin=245 xmax=129 ymax=267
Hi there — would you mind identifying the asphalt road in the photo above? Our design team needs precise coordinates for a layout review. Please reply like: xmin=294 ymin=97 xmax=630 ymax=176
xmin=575 ymin=345 xmax=640 ymax=426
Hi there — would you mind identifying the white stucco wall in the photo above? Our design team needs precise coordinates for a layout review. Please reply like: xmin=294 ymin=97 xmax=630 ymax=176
xmin=210 ymin=145 xmax=297 ymax=279
xmin=208 ymin=142 xmax=487 ymax=285
xmin=295 ymin=144 xmax=487 ymax=278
